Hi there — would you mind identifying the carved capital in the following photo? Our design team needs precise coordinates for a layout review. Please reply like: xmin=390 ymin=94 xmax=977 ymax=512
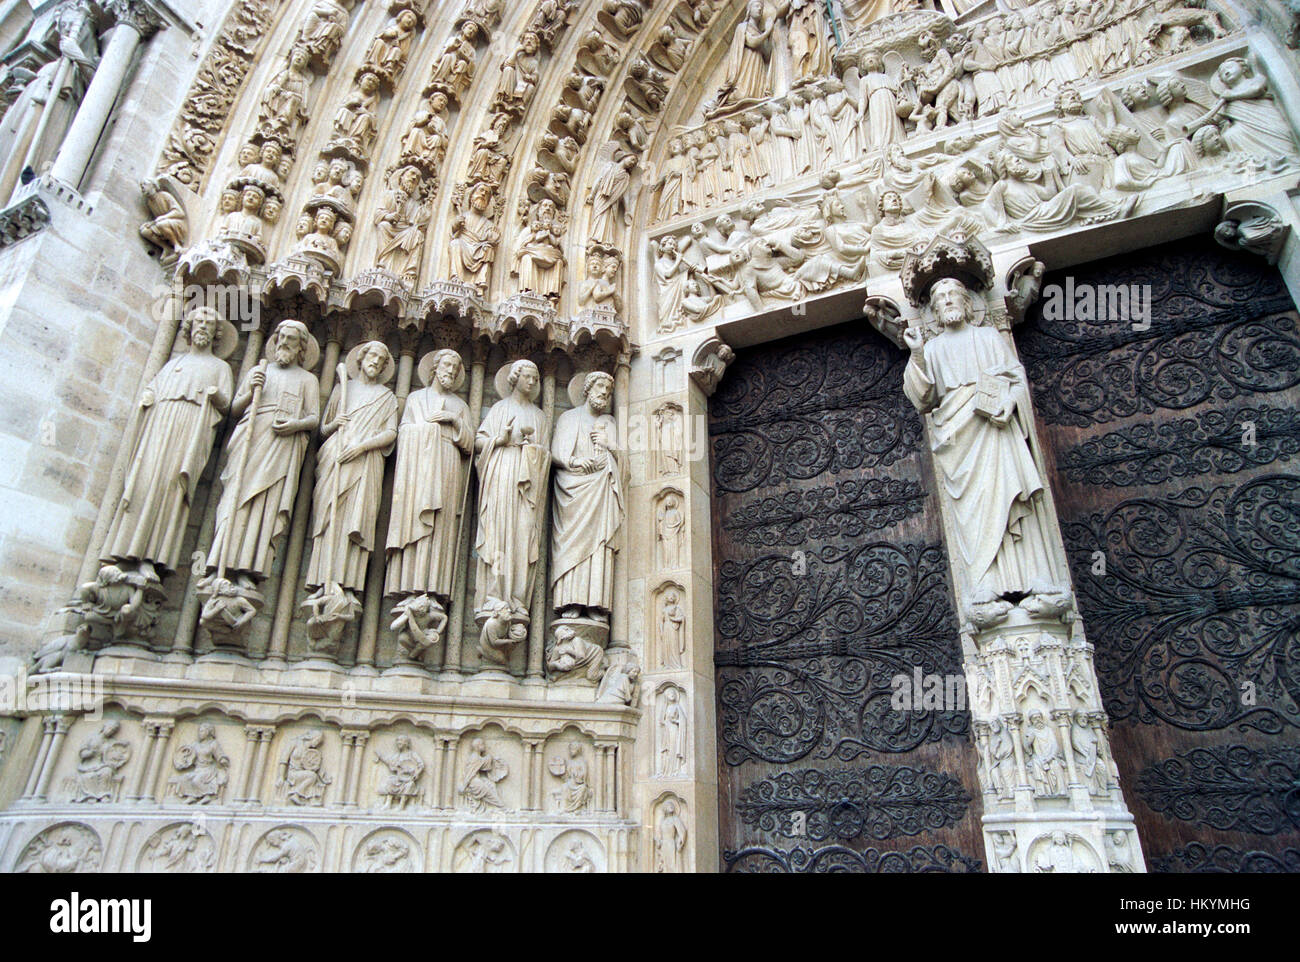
xmin=106 ymin=0 xmax=163 ymax=37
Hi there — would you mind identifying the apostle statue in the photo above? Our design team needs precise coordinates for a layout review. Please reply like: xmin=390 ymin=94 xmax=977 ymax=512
xmin=385 ymin=349 xmax=473 ymax=603
xmin=302 ymin=341 xmax=398 ymax=632
xmin=474 ymin=360 xmax=551 ymax=627
xmin=901 ymin=267 xmax=1065 ymax=601
xmin=101 ymin=307 xmax=234 ymax=582
xmin=551 ymin=372 xmax=624 ymax=621
xmin=207 ymin=320 xmax=321 ymax=584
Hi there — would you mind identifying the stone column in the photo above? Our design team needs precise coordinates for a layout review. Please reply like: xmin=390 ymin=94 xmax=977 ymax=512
xmin=267 ymin=327 xmax=344 ymax=663
xmin=240 ymin=724 xmax=275 ymax=805
xmin=523 ymin=738 xmax=543 ymax=810
xmin=437 ymin=736 xmax=457 ymax=809
xmin=525 ymin=353 xmax=558 ymax=681
xmin=235 ymin=724 xmax=264 ymax=804
xmin=609 ymin=350 xmax=631 ymax=649
xmin=126 ymin=720 xmax=161 ymax=801
xmin=21 ymin=714 xmax=69 ymax=799
xmin=443 ymin=341 xmax=488 ymax=678
xmin=49 ymin=3 xmax=161 ymax=190
xmin=31 ymin=714 xmax=73 ymax=801
xmin=347 ymin=730 xmax=370 ymax=807
xmin=140 ymin=717 xmax=174 ymax=802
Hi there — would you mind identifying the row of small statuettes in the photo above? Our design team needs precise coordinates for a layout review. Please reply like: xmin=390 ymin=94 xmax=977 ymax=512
xmin=658 ymin=0 xmax=1233 ymax=219
xmin=69 ymin=311 xmax=641 ymax=670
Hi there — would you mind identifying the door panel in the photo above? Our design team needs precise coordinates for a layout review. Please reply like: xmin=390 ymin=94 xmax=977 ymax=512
xmin=710 ymin=322 xmax=986 ymax=873
xmin=1016 ymin=237 xmax=1300 ymax=872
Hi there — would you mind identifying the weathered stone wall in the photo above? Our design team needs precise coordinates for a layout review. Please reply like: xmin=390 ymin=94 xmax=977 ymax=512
xmin=0 ymin=1 xmax=229 ymax=659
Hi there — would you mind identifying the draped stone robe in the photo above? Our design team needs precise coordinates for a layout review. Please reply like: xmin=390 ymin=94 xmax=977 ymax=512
xmin=209 ymin=363 xmax=320 ymax=579
xmin=102 ymin=351 xmax=232 ymax=572
xmin=474 ymin=394 xmax=550 ymax=613
xmin=903 ymin=323 xmax=1060 ymax=595
xmin=550 ymin=404 xmax=624 ymax=613
xmin=385 ymin=385 xmax=473 ymax=599
xmin=305 ymin=379 xmax=398 ymax=591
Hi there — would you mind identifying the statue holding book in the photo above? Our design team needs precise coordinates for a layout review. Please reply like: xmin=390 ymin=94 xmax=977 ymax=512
xmin=900 ymin=249 xmax=1065 ymax=601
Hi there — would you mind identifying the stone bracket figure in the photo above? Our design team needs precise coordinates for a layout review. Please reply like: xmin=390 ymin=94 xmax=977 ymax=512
xmin=390 ymin=593 xmax=448 ymax=666
xmin=546 ymin=623 xmax=605 ymax=681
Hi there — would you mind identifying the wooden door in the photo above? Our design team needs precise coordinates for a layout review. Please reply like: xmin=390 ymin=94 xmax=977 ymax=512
xmin=709 ymin=321 xmax=986 ymax=873
xmin=1016 ymin=237 xmax=1300 ymax=872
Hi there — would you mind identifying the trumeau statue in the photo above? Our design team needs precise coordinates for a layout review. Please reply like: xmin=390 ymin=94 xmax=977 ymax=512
xmin=900 ymin=239 xmax=1066 ymax=602
xmin=551 ymin=372 xmax=624 ymax=621
xmin=474 ymin=360 xmax=550 ymax=626
xmin=303 ymin=341 xmax=398 ymax=633
xmin=101 ymin=307 xmax=235 ymax=581
xmin=208 ymin=320 xmax=321 ymax=585
xmin=386 ymin=349 xmax=473 ymax=603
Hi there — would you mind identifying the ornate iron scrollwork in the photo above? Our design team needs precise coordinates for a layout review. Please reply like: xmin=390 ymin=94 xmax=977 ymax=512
xmin=715 ymin=543 xmax=967 ymax=764
xmin=736 ymin=765 xmax=972 ymax=841
xmin=720 ymin=477 xmax=927 ymax=547
xmin=710 ymin=332 xmax=921 ymax=493
xmin=1063 ymin=475 xmax=1300 ymax=734
xmin=1059 ymin=406 xmax=1300 ymax=488
xmin=1018 ymin=242 xmax=1299 ymax=428
xmin=1150 ymin=844 xmax=1300 ymax=873
xmin=1135 ymin=745 xmax=1300 ymax=835
xmin=723 ymin=844 xmax=983 ymax=873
